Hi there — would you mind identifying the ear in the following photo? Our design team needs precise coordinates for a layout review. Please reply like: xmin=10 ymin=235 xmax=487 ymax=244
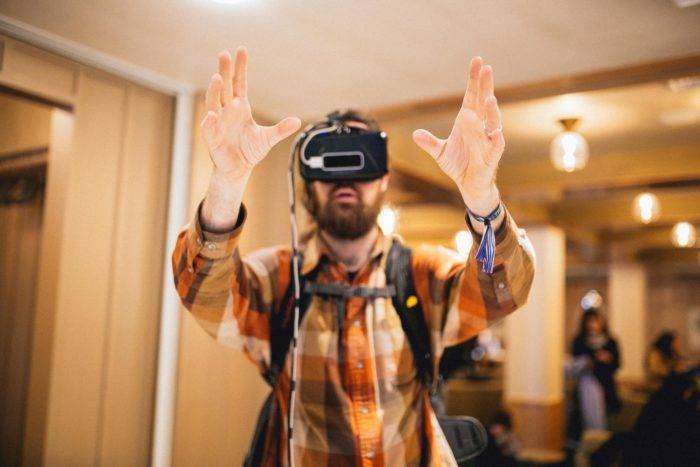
xmin=380 ymin=173 xmax=390 ymax=192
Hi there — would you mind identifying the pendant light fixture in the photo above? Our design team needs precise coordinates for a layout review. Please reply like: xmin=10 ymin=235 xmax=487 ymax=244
xmin=632 ymin=192 xmax=661 ymax=224
xmin=671 ymin=222 xmax=696 ymax=248
xmin=550 ymin=118 xmax=589 ymax=172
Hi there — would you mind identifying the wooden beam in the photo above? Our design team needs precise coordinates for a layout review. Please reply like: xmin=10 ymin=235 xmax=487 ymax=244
xmin=601 ymin=226 xmax=687 ymax=248
xmin=498 ymin=145 xmax=700 ymax=196
xmin=390 ymin=167 xmax=462 ymax=206
xmin=550 ymin=186 xmax=700 ymax=229
xmin=373 ymin=54 xmax=700 ymax=121
xmin=637 ymin=247 xmax=700 ymax=265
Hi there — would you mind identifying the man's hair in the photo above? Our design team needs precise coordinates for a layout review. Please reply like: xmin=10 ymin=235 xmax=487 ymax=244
xmin=321 ymin=108 xmax=380 ymax=132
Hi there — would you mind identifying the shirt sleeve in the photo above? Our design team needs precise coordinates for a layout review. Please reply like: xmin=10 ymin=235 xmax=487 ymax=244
xmin=411 ymin=204 xmax=535 ymax=350
xmin=171 ymin=200 xmax=291 ymax=372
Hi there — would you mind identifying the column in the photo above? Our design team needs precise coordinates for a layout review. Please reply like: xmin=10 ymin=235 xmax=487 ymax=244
xmin=608 ymin=262 xmax=647 ymax=382
xmin=504 ymin=226 xmax=566 ymax=456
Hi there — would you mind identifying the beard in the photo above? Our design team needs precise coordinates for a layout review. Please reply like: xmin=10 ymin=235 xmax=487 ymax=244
xmin=304 ymin=180 xmax=383 ymax=240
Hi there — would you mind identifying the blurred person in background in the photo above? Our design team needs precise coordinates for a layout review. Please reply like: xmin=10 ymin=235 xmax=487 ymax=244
xmin=476 ymin=410 xmax=520 ymax=467
xmin=646 ymin=330 xmax=685 ymax=389
xmin=567 ymin=309 xmax=621 ymax=441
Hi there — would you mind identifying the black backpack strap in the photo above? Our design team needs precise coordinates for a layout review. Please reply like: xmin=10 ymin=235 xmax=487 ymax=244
xmin=385 ymin=239 xmax=434 ymax=392
xmin=266 ymin=251 xmax=320 ymax=387
xmin=243 ymin=391 xmax=274 ymax=467
xmin=386 ymin=239 xmax=488 ymax=463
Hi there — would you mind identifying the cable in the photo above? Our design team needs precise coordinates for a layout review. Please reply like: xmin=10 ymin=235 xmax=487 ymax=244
xmin=285 ymin=131 xmax=306 ymax=467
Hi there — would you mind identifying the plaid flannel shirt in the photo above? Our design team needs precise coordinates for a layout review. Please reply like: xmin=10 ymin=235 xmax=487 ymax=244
xmin=172 ymin=201 xmax=535 ymax=466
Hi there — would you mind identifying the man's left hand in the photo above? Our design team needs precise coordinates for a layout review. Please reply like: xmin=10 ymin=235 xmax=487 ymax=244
xmin=412 ymin=57 xmax=504 ymax=217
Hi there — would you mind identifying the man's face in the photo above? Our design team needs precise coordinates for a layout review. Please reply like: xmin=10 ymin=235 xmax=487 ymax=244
xmin=305 ymin=174 xmax=389 ymax=240
xmin=302 ymin=119 xmax=389 ymax=239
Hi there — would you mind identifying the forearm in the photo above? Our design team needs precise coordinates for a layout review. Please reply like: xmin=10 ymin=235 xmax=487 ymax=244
xmin=201 ymin=168 xmax=252 ymax=232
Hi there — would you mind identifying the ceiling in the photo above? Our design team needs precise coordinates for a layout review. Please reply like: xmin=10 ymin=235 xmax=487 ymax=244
xmin=1 ymin=0 xmax=700 ymax=119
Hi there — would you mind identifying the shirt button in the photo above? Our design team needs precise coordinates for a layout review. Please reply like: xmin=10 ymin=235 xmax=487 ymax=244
xmin=206 ymin=242 xmax=216 ymax=250
xmin=498 ymin=282 xmax=505 ymax=289
xmin=359 ymin=405 xmax=369 ymax=414
xmin=353 ymin=319 xmax=362 ymax=328
xmin=188 ymin=266 xmax=194 ymax=273
xmin=355 ymin=361 xmax=364 ymax=369
xmin=196 ymin=237 xmax=202 ymax=245
xmin=365 ymin=450 xmax=375 ymax=459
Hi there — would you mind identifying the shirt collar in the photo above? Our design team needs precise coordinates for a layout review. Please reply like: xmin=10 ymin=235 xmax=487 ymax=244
xmin=300 ymin=226 xmax=394 ymax=275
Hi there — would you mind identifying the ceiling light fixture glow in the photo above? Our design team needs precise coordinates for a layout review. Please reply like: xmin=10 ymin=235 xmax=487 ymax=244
xmin=550 ymin=118 xmax=589 ymax=172
xmin=671 ymin=222 xmax=696 ymax=248
xmin=455 ymin=230 xmax=473 ymax=258
xmin=377 ymin=206 xmax=397 ymax=235
xmin=632 ymin=192 xmax=661 ymax=224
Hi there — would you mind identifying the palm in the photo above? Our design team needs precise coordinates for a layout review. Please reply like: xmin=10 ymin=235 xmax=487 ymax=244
xmin=413 ymin=57 xmax=504 ymax=195
xmin=202 ymin=48 xmax=300 ymax=179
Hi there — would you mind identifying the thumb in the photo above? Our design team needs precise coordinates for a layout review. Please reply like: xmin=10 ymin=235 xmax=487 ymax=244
xmin=264 ymin=116 xmax=302 ymax=148
xmin=412 ymin=129 xmax=444 ymax=159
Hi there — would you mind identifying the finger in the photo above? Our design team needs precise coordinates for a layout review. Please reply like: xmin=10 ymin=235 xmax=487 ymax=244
xmin=412 ymin=129 xmax=445 ymax=159
xmin=461 ymin=56 xmax=482 ymax=110
xmin=232 ymin=46 xmax=248 ymax=98
xmin=477 ymin=65 xmax=494 ymax=118
xmin=205 ymin=73 xmax=223 ymax=113
xmin=218 ymin=50 xmax=234 ymax=105
xmin=484 ymin=95 xmax=502 ymax=134
xmin=263 ymin=116 xmax=302 ymax=148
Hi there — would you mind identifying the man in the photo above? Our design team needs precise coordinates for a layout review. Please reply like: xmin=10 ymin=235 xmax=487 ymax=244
xmin=172 ymin=47 xmax=535 ymax=466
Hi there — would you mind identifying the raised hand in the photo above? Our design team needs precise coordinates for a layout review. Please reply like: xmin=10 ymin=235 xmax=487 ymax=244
xmin=412 ymin=57 xmax=504 ymax=216
xmin=201 ymin=47 xmax=301 ymax=179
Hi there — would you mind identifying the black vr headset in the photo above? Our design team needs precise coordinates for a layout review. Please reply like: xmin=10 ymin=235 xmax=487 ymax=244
xmin=297 ymin=112 xmax=388 ymax=181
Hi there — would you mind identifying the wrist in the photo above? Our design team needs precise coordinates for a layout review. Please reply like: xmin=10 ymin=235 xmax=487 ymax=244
xmin=212 ymin=166 xmax=252 ymax=184
xmin=460 ymin=184 xmax=500 ymax=216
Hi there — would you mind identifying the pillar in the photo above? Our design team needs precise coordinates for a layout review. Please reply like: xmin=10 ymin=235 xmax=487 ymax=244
xmin=504 ymin=226 xmax=566 ymax=455
xmin=608 ymin=262 xmax=647 ymax=382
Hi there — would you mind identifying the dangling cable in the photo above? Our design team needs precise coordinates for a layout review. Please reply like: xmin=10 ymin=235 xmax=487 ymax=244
xmin=285 ymin=131 xmax=306 ymax=467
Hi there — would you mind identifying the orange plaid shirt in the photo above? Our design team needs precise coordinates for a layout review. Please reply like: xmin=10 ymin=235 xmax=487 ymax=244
xmin=172 ymin=201 xmax=535 ymax=466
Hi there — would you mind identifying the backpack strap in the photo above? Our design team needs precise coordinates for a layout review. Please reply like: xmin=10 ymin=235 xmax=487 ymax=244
xmin=267 ymin=240 xmax=435 ymax=393
xmin=265 ymin=251 xmax=320 ymax=388
xmin=385 ymin=239 xmax=435 ymax=392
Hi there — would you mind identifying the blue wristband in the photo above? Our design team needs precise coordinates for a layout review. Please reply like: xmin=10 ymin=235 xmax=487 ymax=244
xmin=468 ymin=203 xmax=502 ymax=274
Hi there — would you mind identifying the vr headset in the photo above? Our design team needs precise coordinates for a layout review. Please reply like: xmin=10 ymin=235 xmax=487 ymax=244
xmin=297 ymin=113 xmax=388 ymax=181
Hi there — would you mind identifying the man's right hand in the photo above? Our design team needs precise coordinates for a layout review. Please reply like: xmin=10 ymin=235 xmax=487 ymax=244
xmin=201 ymin=47 xmax=301 ymax=179
xmin=200 ymin=47 xmax=300 ymax=232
